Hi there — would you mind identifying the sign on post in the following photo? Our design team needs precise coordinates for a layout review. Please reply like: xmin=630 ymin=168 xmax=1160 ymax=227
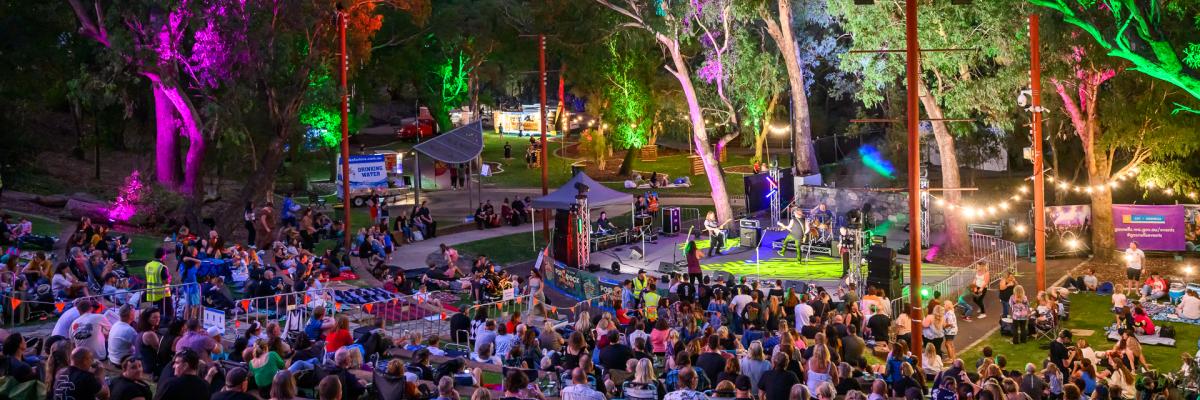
xmin=336 ymin=154 xmax=389 ymax=197
xmin=203 ymin=307 xmax=226 ymax=335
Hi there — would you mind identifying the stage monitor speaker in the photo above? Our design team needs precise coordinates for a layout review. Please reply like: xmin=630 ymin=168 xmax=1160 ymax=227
xmin=630 ymin=247 xmax=644 ymax=260
xmin=867 ymin=273 xmax=903 ymax=299
xmin=662 ymin=207 xmax=682 ymax=234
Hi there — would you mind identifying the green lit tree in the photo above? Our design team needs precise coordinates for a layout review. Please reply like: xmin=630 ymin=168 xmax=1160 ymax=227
xmin=827 ymin=0 xmax=1029 ymax=256
xmin=1030 ymin=0 xmax=1200 ymax=113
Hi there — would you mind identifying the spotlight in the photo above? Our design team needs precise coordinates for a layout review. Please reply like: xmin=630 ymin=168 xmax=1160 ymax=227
xmin=935 ymin=198 xmax=946 ymax=207
xmin=1046 ymin=176 xmax=1055 ymax=182
xmin=1067 ymin=238 xmax=1080 ymax=249
xmin=1185 ymin=265 xmax=1195 ymax=275
xmin=986 ymin=206 xmax=997 ymax=215
xmin=1165 ymin=188 xmax=1175 ymax=195
xmin=1018 ymin=186 xmax=1029 ymax=194
xmin=1014 ymin=224 xmax=1028 ymax=234
xmin=999 ymin=201 xmax=1010 ymax=210
xmin=1058 ymin=182 xmax=1069 ymax=190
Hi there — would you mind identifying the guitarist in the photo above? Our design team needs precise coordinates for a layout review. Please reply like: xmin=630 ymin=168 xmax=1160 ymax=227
xmin=703 ymin=211 xmax=729 ymax=257
xmin=777 ymin=207 xmax=807 ymax=261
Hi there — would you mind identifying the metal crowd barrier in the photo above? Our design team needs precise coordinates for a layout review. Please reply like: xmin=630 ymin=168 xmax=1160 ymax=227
xmin=354 ymin=290 xmax=455 ymax=344
xmin=3 ymin=281 xmax=201 ymax=326
xmin=226 ymin=287 xmax=339 ymax=336
xmin=888 ymin=233 xmax=1019 ymax=320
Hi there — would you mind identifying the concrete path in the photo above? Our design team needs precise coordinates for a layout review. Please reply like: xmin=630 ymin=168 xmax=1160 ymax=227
xmin=949 ymin=257 xmax=1081 ymax=351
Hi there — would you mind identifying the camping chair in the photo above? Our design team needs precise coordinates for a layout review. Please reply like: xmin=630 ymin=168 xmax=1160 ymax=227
xmin=622 ymin=381 xmax=660 ymax=400
xmin=308 ymin=193 xmax=327 ymax=210
xmin=1032 ymin=309 xmax=1058 ymax=341
xmin=373 ymin=356 xmax=408 ymax=400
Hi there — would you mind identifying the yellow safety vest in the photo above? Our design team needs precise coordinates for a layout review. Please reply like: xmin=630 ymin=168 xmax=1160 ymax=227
xmin=145 ymin=260 xmax=171 ymax=302
xmin=643 ymin=291 xmax=661 ymax=321
xmin=633 ymin=277 xmax=648 ymax=294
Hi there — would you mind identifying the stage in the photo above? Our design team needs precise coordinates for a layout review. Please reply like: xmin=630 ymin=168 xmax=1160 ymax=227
xmin=582 ymin=224 xmax=963 ymax=291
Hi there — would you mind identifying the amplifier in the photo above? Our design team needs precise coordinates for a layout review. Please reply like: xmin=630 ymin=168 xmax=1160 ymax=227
xmin=739 ymin=219 xmax=761 ymax=229
xmin=739 ymin=226 xmax=762 ymax=248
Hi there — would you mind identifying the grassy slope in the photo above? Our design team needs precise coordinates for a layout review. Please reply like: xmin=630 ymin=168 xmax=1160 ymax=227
xmin=958 ymin=293 xmax=1200 ymax=372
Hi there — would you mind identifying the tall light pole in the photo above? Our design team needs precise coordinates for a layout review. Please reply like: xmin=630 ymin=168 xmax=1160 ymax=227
xmin=903 ymin=0 xmax=924 ymax=364
xmin=338 ymin=4 xmax=353 ymax=254
xmin=1030 ymin=14 xmax=1047 ymax=291
xmin=539 ymin=34 xmax=550 ymax=241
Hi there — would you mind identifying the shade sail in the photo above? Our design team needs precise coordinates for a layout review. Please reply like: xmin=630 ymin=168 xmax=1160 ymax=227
xmin=411 ymin=121 xmax=484 ymax=164
xmin=531 ymin=172 xmax=634 ymax=210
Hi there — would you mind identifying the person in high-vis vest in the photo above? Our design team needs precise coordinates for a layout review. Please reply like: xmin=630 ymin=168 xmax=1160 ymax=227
xmin=145 ymin=247 xmax=173 ymax=322
xmin=633 ymin=270 xmax=650 ymax=307
xmin=642 ymin=283 xmax=661 ymax=322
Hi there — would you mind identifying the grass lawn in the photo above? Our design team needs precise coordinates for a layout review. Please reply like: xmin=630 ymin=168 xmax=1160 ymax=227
xmin=455 ymin=231 xmax=549 ymax=267
xmin=480 ymin=133 xmax=752 ymax=197
xmin=958 ymin=293 xmax=1200 ymax=372
xmin=4 ymin=210 xmax=67 ymax=237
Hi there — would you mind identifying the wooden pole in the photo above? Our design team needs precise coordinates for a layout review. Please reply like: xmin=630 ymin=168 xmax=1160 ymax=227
xmin=539 ymin=35 xmax=550 ymax=241
xmin=1031 ymin=14 xmax=1047 ymax=291
xmin=904 ymin=0 xmax=923 ymax=365
xmin=338 ymin=6 xmax=352 ymax=254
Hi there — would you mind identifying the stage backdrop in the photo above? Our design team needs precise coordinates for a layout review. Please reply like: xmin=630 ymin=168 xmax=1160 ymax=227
xmin=1113 ymin=204 xmax=1187 ymax=251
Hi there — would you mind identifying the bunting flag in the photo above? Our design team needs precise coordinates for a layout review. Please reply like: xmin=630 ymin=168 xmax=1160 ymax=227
xmin=96 ymin=303 xmax=105 ymax=313
xmin=440 ymin=312 xmax=446 ymax=320
xmin=10 ymin=298 xmax=20 ymax=311
xmin=275 ymin=295 xmax=282 ymax=303
xmin=391 ymin=299 xmax=399 ymax=306
xmin=304 ymin=295 xmax=312 ymax=304
xmin=55 ymin=302 xmax=65 ymax=313
xmin=417 ymin=297 xmax=424 ymax=304
xmin=515 ymin=297 xmax=523 ymax=304
xmin=335 ymin=302 xmax=343 ymax=311
xmin=235 ymin=320 xmax=241 ymax=328
xmin=364 ymin=303 xmax=374 ymax=313
xmin=240 ymin=300 xmax=250 ymax=311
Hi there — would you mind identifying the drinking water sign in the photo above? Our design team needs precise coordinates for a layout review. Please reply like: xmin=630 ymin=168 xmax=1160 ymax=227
xmin=336 ymin=154 xmax=389 ymax=197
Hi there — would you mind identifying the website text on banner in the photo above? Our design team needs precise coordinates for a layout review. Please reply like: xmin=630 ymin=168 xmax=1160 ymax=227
xmin=335 ymin=154 xmax=389 ymax=197
xmin=1113 ymin=204 xmax=1187 ymax=251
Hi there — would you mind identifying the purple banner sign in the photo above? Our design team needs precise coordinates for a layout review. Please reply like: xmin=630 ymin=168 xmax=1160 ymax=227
xmin=1113 ymin=204 xmax=1186 ymax=251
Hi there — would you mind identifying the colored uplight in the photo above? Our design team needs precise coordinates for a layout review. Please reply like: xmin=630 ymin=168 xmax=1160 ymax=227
xmin=919 ymin=287 xmax=932 ymax=299
xmin=765 ymin=176 xmax=778 ymax=199
xmin=858 ymin=145 xmax=895 ymax=178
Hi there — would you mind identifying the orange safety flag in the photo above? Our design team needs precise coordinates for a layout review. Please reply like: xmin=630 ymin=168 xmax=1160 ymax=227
xmin=440 ymin=312 xmax=447 ymax=320
xmin=275 ymin=295 xmax=282 ymax=303
xmin=10 ymin=298 xmax=20 ymax=310
xmin=240 ymin=300 xmax=250 ymax=311
xmin=335 ymin=302 xmax=343 ymax=311
xmin=364 ymin=303 xmax=374 ymax=313
xmin=304 ymin=295 xmax=312 ymax=304
xmin=55 ymin=302 xmax=65 ymax=313
xmin=417 ymin=297 xmax=424 ymax=304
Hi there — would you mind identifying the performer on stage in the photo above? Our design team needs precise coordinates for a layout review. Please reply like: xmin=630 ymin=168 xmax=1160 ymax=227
xmin=703 ymin=211 xmax=727 ymax=256
xmin=839 ymin=227 xmax=854 ymax=279
xmin=777 ymin=207 xmax=806 ymax=260
xmin=595 ymin=211 xmax=617 ymax=235
xmin=810 ymin=203 xmax=834 ymax=242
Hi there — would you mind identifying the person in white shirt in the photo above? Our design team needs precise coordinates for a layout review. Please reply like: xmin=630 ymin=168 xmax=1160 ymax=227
xmin=493 ymin=325 xmax=518 ymax=360
xmin=1179 ymin=290 xmax=1200 ymax=320
xmin=1111 ymin=285 xmax=1128 ymax=313
xmin=561 ymin=368 xmax=607 ymax=400
xmin=107 ymin=305 xmax=139 ymax=367
xmin=51 ymin=299 xmax=88 ymax=340
xmin=729 ymin=293 xmax=753 ymax=317
xmin=71 ymin=303 xmax=112 ymax=361
xmin=794 ymin=296 xmax=814 ymax=332
xmin=1124 ymin=242 xmax=1145 ymax=292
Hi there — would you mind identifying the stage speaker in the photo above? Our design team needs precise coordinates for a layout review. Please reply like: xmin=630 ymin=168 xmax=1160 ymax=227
xmin=662 ymin=207 xmax=682 ymax=235
xmin=611 ymin=262 xmax=621 ymax=273
xmin=739 ymin=225 xmax=762 ymax=248
xmin=867 ymin=245 xmax=896 ymax=278
xmin=630 ymin=247 xmax=644 ymax=260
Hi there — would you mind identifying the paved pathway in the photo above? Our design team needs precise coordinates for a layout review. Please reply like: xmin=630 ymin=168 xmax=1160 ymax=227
xmin=950 ymin=257 xmax=1080 ymax=350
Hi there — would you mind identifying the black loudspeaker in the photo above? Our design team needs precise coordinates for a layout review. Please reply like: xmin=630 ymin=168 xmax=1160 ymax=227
xmin=553 ymin=209 xmax=581 ymax=268
xmin=867 ymin=245 xmax=902 ymax=298
xmin=740 ymin=226 xmax=762 ymax=248
xmin=611 ymin=262 xmax=621 ymax=273
xmin=662 ymin=207 xmax=682 ymax=234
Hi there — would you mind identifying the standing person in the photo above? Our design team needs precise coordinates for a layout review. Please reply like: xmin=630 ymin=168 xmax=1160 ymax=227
xmin=1009 ymin=285 xmax=1031 ymax=345
xmin=145 ymin=248 xmax=174 ymax=324
xmin=685 ymin=241 xmax=704 ymax=284
xmin=971 ymin=264 xmax=990 ymax=319
xmin=243 ymin=202 xmax=257 ymax=247
xmin=109 ymin=358 xmax=152 ymax=400
xmin=922 ymin=305 xmax=946 ymax=356
xmin=53 ymin=347 xmax=109 ymax=400
xmin=281 ymin=193 xmax=299 ymax=228
xmin=1123 ymin=242 xmax=1145 ymax=292
xmin=941 ymin=300 xmax=959 ymax=360
xmin=776 ymin=208 xmax=807 ymax=261
xmin=998 ymin=271 xmax=1017 ymax=319
xmin=704 ymin=212 xmax=726 ymax=257
xmin=257 ymin=201 xmax=275 ymax=249
xmin=449 ymin=163 xmax=460 ymax=190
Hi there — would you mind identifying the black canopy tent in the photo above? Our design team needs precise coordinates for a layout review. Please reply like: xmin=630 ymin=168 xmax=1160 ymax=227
xmin=411 ymin=121 xmax=485 ymax=206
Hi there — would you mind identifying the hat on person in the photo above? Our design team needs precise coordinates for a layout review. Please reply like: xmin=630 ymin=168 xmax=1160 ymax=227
xmin=225 ymin=367 xmax=249 ymax=387
xmin=207 ymin=326 xmax=223 ymax=337
xmin=735 ymin=375 xmax=752 ymax=391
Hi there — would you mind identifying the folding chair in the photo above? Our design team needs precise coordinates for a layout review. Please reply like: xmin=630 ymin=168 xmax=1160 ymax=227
xmin=622 ymin=381 xmax=660 ymax=400
xmin=1032 ymin=310 xmax=1058 ymax=341
xmin=308 ymin=193 xmax=327 ymax=210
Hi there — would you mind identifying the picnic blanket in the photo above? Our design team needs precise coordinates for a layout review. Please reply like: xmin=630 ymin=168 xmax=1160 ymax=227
xmin=1105 ymin=325 xmax=1176 ymax=346
xmin=1141 ymin=301 xmax=1200 ymax=326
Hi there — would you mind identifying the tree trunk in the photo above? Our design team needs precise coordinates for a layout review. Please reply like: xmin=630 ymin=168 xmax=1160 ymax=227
xmin=753 ymin=92 xmax=781 ymax=164
xmin=152 ymin=84 xmax=180 ymax=190
xmin=218 ymin=135 xmax=288 ymax=240
xmin=761 ymin=0 xmax=818 ymax=175
xmin=917 ymin=79 xmax=969 ymax=256
xmin=668 ymin=42 xmax=734 ymax=223
xmin=1087 ymin=154 xmax=1115 ymax=261
xmin=619 ymin=147 xmax=637 ymax=176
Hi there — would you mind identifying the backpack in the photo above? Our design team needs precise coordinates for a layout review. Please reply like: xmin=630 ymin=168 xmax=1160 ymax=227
xmin=1159 ymin=325 xmax=1176 ymax=339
